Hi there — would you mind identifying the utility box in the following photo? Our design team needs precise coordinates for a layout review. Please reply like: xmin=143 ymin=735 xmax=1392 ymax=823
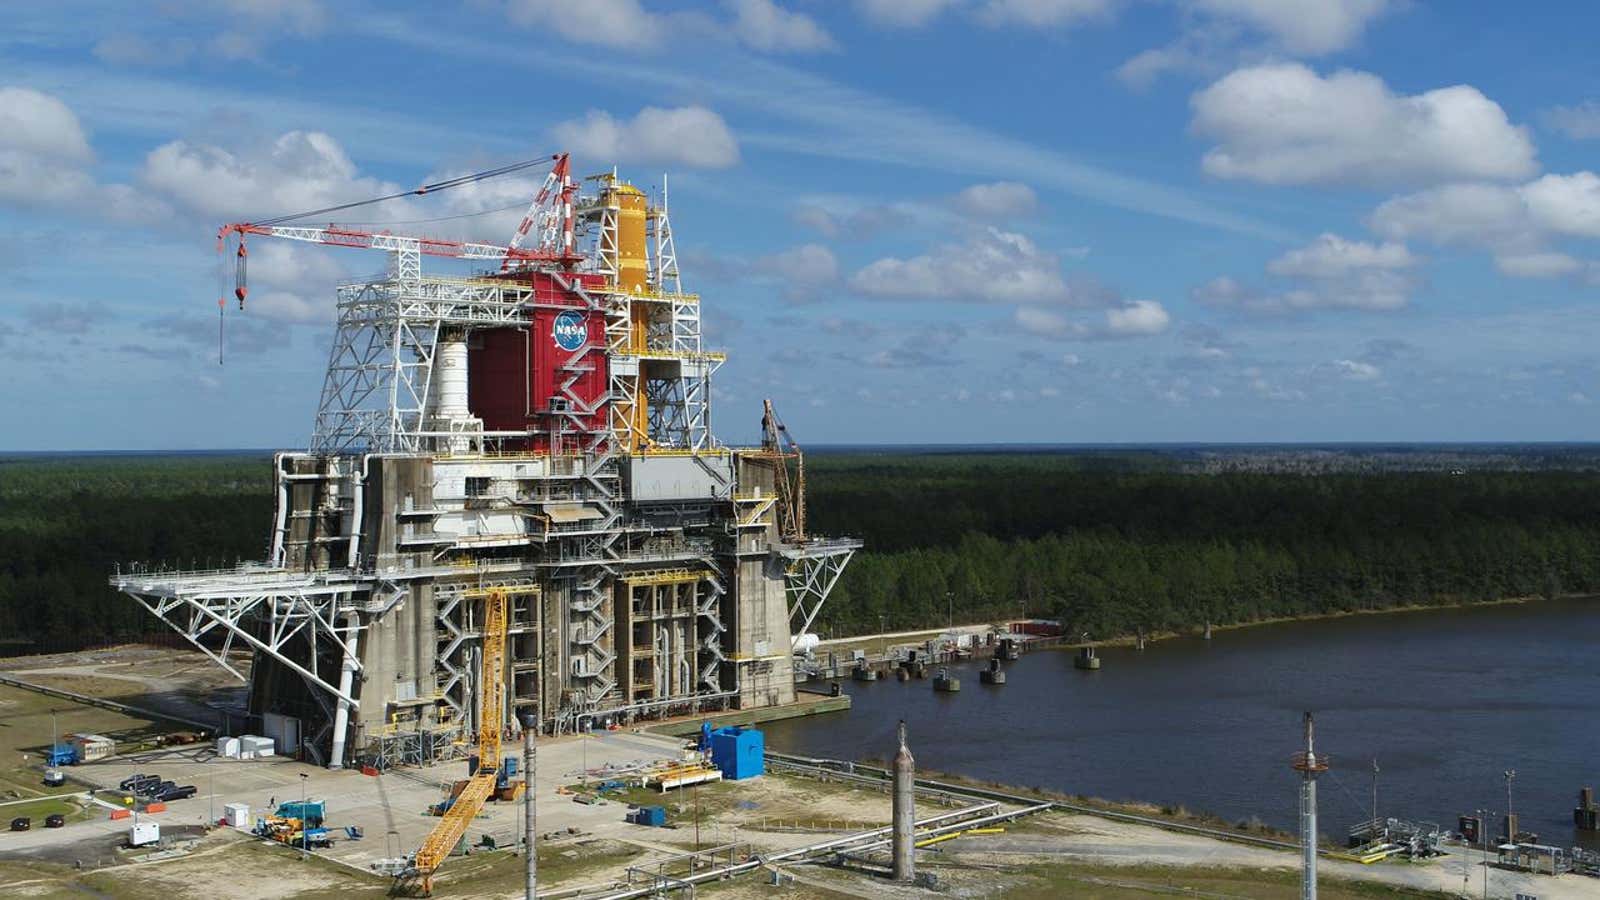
xmin=223 ymin=803 xmax=250 ymax=828
xmin=129 ymin=820 xmax=160 ymax=848
xmin=709 ymin=726 xmax=764 ymax=781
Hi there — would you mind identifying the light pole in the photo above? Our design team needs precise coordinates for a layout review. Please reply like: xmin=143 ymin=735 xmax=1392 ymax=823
xmin=1477 ymin=807 xmax=1488 ymax=900
xmin=1370 ymin=758 xmax=1379 ymax=837
xmin=298 ymin=772 xmax=309 ymax=861
xmin=1503 ymin=768 xmax=1516 ymax=838
xmin=522 ymin=714 xmax=535 ymax=900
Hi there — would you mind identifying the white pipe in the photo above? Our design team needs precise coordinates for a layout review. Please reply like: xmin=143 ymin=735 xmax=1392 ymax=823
xmin=270 ymin=453 xmax=291 ymax=568
xmin=346 ymin=455 xmax=372 ymax=570
xmin=328 ymin=610 xmax=361 ymax=769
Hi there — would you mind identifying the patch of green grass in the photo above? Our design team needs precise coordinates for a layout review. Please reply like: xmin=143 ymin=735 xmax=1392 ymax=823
xmin=0 ymin=792 xmax=94 ymax=825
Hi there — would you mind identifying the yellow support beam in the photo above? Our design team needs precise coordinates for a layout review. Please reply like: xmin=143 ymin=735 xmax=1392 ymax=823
xmin=622 ymin=568 xmax=704 ymax=586
xmin=409 ymin=586 xmax=513 ymax=894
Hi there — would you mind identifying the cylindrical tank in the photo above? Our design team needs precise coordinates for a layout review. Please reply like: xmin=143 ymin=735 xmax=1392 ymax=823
xmin=434 ymin=338 xmax=470 ymax=419
xmin=615 ymin=183 xmax=649 ymax=297
xmin=892 ymin=720 xmax=915 ymax=882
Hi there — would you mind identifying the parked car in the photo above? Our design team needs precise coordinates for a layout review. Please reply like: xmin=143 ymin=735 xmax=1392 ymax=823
xmin=9 ymin=817 xmax=29 ymax=831
xmin=156 ymin=785 xmax=197 ymax=802
xmin=138 ymin=780 xmax=175 ymax=798
xmin=120 ymin=774 xmax=158 ymax=793
xmin=44 ymin=814 xmax=65 ymax=828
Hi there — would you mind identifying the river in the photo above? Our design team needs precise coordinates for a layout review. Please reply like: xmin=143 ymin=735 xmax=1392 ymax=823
xmin=761 ymin=597 xmax=1600 ymax=848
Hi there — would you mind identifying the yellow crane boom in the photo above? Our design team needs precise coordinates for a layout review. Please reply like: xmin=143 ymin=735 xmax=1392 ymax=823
xmin=409 ymin=584 xmax=532 ymax=894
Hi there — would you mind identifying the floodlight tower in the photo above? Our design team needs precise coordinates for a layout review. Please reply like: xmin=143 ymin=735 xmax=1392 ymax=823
xmin=1291 ymin=712 xmax=1329 ymax=900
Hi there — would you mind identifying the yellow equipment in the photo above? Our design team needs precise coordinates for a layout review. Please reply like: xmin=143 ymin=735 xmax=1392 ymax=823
xmin=752 ymin=399 xmax=806 ymax=543
xmin=408 ymin=585 xmax=532 ymax=894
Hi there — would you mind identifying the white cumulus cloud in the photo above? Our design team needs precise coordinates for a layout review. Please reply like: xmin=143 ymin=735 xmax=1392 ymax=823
xmin=506 ymin=0 xmax=663 ymax=48
xmin=1266 ymin=233 xmax=1416 ymax=279
xmin=1118 ymin=1 xmax=1394 ymax=90
xmin=953 ymin=181 xmax=1038 ymax=218
xmin=757 ymin=243 xmax=839 ymax=285
xmin=1190 ymin=0 xmax=1392 ymax=56
xmin=1191 ymin=63 xmax=1536 ymax=186
xmin=1329 ymin=358 xmax=1381 ymax=381
xmin=1370 ymin=173 xmax=1600 ymax=279
xmin=0 ymin=86 xmax=92 ymax=164
xmin=1014 ymin=300 xmax=1172 ymax=340
xmin=728 ymin=0 xmax=837 ymax=52
xmin=0 ymin=86 xmax=154 ymax=222
xmin=1197 ymin=233 xmax=1420 ymax=314
xmin=1105 ymin=299 xmax=1171 ymax=336
xmin=850 ymin=227 xmax=1069 ymax=303
xmin=141 ymin=130 xmax=408 ymax=221
xmin=1542 ymin=101 xmax=1600 ymax=141
xmin=552 ymin=106 xmax=740 ymax=169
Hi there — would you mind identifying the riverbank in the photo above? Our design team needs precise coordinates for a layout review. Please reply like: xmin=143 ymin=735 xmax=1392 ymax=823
xmin=823 ymin=593 xmax=1555 ymax=656
xmin=1090 ymin=593 xmax=1544 ymax=649
xmin=763 ymin=595 xmax=1600 ymax=848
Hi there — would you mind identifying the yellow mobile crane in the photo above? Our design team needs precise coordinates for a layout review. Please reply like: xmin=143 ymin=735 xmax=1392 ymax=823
xmin=405 ymin=584 xmax=535 ymax=895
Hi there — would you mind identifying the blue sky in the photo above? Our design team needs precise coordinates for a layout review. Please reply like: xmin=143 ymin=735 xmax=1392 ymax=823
xmin=3 ymin=0 xmax=1599 ymax=450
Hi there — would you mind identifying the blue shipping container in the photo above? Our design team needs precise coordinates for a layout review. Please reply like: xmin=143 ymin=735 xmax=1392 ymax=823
xmin=709 ymin=726 xmax=764 ymax=780
xmin=629 ymin=805 xmax=666 ymax=827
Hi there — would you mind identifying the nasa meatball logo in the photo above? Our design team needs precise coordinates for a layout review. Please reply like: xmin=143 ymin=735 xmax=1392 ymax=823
xmin=552 ymin=310 xmax=587 ymax=351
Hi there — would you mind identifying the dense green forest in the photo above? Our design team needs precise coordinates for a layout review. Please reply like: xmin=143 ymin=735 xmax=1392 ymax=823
xmin=802 ymin=452 xmax=1600 ymax=638
xmin=0 ymin=454 xmax=273 ymax=651
xmin=2 ymin=450 xmax=1599 ymax=653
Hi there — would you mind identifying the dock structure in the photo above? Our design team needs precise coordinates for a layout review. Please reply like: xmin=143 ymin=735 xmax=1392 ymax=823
xmin=109 ymin=156 xmax=860 ymax=769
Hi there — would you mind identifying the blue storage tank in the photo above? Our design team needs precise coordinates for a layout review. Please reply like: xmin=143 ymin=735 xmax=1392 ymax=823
xmin=709 ymin=726 xmax=764 ymax=780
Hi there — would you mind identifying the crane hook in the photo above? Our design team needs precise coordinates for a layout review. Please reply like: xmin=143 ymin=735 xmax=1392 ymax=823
xmin=234 ymin=236 xmax=249 ymax=310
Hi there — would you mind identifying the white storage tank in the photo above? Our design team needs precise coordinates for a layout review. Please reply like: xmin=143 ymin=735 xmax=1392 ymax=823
xmin=223 ymin=802 xmax=250 ymax=828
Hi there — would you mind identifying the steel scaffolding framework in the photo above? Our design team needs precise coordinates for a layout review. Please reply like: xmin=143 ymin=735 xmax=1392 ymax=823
xmin=114 ymin=159 xmax=858 ymax=770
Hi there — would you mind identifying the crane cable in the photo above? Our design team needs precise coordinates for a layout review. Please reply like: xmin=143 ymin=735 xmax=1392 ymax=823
xmin=219 ymin=153 xmax=558 ymax=365
xmin=251 ymin=153 xmax=559 ymax=227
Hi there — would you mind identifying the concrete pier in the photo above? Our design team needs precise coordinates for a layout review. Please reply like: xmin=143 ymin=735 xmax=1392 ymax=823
xmin=892 ymin=720 xmax=915 ymax=882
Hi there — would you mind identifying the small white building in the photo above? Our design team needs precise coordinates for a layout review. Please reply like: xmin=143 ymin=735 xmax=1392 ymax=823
xmin=215 ymin=736 xmax=240 ymax=759
xmin=72 ymin=733 xmax=115 ymax=762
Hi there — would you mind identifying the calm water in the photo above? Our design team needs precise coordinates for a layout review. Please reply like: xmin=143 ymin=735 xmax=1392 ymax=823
xmin=763 ymin=598 xmax=1600 ymax=847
